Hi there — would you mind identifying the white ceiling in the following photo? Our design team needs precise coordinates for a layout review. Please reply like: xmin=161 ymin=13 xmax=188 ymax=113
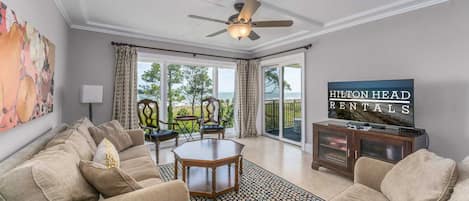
xmin=55 ymin=0 xmax=447 ymax=53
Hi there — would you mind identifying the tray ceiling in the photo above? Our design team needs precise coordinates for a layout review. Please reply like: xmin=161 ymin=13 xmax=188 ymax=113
xmin=55 ymin=0 xmax=448 ymax=53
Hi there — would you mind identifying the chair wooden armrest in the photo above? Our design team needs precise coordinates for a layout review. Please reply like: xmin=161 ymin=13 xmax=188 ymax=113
xmin=158 ymin=120 xmax=178 ymax=130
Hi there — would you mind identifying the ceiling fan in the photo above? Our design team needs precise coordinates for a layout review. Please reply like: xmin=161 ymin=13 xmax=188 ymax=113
xmin=188 ymin=0 xmax=293 ymax=41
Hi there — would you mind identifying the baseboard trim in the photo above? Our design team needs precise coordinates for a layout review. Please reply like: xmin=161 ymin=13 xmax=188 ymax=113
xmin=304 ymin=143 xmax=313 ymax=153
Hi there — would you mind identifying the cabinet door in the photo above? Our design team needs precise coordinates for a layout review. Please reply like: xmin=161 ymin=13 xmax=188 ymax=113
xmin=355 ymin=134 xmax=409 ymax=163
xmin=314 ymin=126 xmax=353 ymax=171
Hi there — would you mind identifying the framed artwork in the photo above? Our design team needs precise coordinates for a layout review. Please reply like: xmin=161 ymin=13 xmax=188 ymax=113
xmin=0 ymin=1 xmax=56 ymax=132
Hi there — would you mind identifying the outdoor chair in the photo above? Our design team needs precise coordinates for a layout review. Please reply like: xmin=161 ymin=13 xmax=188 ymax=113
xmin=137 ymin=99 xmax=178 ymax=164
xmin=199 ymin=97 xmax=226 ymax=139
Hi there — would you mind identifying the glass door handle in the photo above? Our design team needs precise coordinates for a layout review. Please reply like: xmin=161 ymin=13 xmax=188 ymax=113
xmin=354 ymin=150 xmax=358 ymax=160
xmin=347 ymin=149 xmax=351 ymax=158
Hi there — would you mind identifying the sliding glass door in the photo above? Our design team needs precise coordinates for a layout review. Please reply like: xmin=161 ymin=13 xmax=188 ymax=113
xmin=263 ymin=67 xmax=280 ymax=137
xmin=261 ymin=54 xmax=305 ymax=146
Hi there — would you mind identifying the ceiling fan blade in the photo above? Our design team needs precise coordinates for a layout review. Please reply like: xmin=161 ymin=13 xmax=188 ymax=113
xmin=248 ymin=31 xmax=260 ymax=41
xmin=188 ymin=15 xmax=229 ymax=24
xmin=252 ymin=20 xmax=294 ymax=27
xmin=238 ymin=0 xmax=261 ymax=22
xmin=206 ymin=29 xmax=227 ymax=37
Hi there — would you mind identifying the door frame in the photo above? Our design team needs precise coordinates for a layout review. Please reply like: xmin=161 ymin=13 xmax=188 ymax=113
xmin=260 ymin=53 xmax=306 ymax=149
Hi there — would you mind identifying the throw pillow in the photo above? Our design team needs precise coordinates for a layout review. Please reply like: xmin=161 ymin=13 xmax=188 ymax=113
xmin=79 ymin=160 xmax=143 ymax=198
xmin=88 ymin=120 xmax=133 ymax=151
xmin=448 ymin=156 xmax=469 ymax=201
xmin=381 ymin=149 xmax=458 ymax=201
xmin=94 ymin=138 xmax=120 ymax=168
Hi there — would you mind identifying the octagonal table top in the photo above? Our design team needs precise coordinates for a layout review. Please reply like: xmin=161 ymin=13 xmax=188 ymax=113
xmin=173 ymin=139 xmax=244 ymax=162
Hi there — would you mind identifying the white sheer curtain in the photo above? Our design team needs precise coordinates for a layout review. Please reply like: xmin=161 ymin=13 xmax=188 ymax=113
xmin=235 ymin=60 xmax=260 ymax=138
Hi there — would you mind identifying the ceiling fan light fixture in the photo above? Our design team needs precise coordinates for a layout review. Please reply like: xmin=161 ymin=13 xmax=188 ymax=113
xmin=228 ymin=23 xmax=252 ymax=39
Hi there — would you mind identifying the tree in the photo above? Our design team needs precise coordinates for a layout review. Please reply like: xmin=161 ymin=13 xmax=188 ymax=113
xmin=139 ymin=63 xmax=161 ymax=100
xmin=166 ymin=64 xmax=184 ymax=123
xmin=264 ymin=69 xmax=291 ymax=94
xmin=181 ymin=66 xmax=213 ymax=115
xmin=139 ymin=63 xmax=184 ymax=123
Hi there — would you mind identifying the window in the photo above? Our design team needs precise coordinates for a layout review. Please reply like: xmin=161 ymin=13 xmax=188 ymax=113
xmin=137 ymin=54 xmax=236 ymax=134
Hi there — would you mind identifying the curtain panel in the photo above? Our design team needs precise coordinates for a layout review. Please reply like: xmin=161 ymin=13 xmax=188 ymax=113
xmin=235 ymin=60 xmax=260 ymax=138
xmin=112 ymin=46 xmax=139 ymax=129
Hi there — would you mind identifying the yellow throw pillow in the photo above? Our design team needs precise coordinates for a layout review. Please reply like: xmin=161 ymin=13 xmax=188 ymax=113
xmin=94 ymin=138 xmax=120 ymax=168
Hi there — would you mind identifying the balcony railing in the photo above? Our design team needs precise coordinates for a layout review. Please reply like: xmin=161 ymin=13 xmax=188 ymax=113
xmin=264 ymin=99 xmax=301 ymax=136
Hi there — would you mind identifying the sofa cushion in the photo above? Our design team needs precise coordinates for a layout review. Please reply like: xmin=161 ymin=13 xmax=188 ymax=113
xmin=79 ymin=160 xmax=142 ymax=198
xmin=120 ymin=157 xmax=160 ymax=181
xmin=89 ymin=120 xmax=133 ymax=151
xmin=138 ymin=178 xmax=163 ymax=188
xmin=46 ymin=129 xmax=94 ymax=160
xmin=94 ymin=138 xmax=120 ymax=168
xmin=71 ymin=117 xmax=98 ymax=153
xmin=331 ymin=184 xmax=389 ymax=201
xmin=449 ymin=156 xmax=469 ymax=201
xmin=119 ymin=145 xmax=151 ymax=161
xmin=381 ymin=149 xmax=458 ymax=201
xmin=0 ymin=149 xmax=98 ymax=201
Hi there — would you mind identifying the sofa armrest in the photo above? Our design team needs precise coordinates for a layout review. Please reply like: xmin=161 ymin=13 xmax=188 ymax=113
xmin=354 ymin=157 xmax=394 ymax=192
xmin=104 ymin=180 xmax=189 ymax=201
xmin=127 ymin=129 xmax=145 ymax=146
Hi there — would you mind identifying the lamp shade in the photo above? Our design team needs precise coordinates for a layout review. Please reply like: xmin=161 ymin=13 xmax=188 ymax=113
xmin=81 ymin=85 xmax=103 ymax=103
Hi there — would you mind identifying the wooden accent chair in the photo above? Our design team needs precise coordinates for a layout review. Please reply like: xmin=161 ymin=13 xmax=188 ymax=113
xmin=199 ymin=97 xmax=226 ymax=139
xmin=137 ymin=99 xmax=178 ymax=164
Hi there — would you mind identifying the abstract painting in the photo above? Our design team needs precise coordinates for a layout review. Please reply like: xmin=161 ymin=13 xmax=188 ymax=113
xmin=0 ymin=1 xmax=55 ymax=132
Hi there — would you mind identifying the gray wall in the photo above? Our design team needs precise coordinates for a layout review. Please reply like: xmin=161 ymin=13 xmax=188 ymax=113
xmin=0 ymin=0 xmax=69 ymax=160
xmin=255 ymin=0 xmax=469 ymax=160
xmin=65 ymin=29 xmax=248 ymax=125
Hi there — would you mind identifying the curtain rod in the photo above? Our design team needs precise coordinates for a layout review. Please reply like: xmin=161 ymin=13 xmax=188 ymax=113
xmin=111 ymin=41 xmax=312 ymax=61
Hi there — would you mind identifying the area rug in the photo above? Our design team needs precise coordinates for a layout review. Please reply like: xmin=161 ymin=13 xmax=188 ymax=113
xmin=159 ymin=159 xmax=324 ymax=201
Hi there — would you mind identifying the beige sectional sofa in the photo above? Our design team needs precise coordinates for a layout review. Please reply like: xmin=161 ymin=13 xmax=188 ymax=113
xmin=331 ymin=150 xmax=469 ymax=201
xmin=0 ymin=118 xmax=189 ymax=201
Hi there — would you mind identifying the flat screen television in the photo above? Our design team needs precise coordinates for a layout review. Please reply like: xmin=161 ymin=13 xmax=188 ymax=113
xmin=328 ymin=79 xmax=414 ymax=127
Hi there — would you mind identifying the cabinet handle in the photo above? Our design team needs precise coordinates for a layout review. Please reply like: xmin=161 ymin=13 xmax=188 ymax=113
xmin=347 ymin=149 xmax=351 ymax=158
xmin=354 ymin=150 xmax=358 ymax=160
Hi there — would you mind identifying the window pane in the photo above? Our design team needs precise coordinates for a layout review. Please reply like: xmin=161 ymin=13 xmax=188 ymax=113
xmin=218 ymin=68 xmax=235 ymax=128
xmin=137 ymin=61 xmax=161 ymax=101
xmin=169 ymin=65 xmax=213 ymax=133
xmin=282 ymin=64 xmax=302 ymax=142
xmin=264 ymin=67 xmax=280 ymax=136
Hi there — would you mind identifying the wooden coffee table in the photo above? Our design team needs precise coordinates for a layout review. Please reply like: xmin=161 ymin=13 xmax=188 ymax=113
xmin=173 ymin=139 xmax=244 ymax=199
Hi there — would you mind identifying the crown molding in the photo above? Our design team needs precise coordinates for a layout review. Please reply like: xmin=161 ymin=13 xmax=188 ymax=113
xmin=55 ymin=0 xmax=449 ymax=54
xmin=53 ymin=0 xmax=72 ymax=26
xmin=249 ymin=0 xmax=449 ymax=53
xmin=70 ymin=24 xmax=252 ymax=54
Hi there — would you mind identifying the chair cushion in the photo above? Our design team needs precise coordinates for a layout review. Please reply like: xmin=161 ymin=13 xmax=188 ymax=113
xmin=119 ymin=145 xmax=151 ymax=161
xmin=449 ymin=156 xmax=469 ymax=201
xmin=149 ymin=129 xmax=177 ymax=138
xmin=381 ymin=149 xmax=458 ymax=201
xmin=201 ymin=124 xmax=224 ymax=130
xmin=79 ymin=160 xmax=142 ymax=198
xmin=120 ymin=157 xmax=160 ymax=181
xmin=138 ymin=178 xmax=163 ymax=188
xmin=94 ymin=139 xmax=120 ymax=168
xmin=0 ymin=149 xmax=98 ymax=201
xmin=331 ymin=184 xmax=389 ymax=201
xmin=89 ymin=120 xmax=133 ymax=151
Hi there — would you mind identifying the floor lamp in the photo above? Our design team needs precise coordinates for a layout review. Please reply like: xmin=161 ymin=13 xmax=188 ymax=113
xmin=81 ymin=85 xmax=103 ymax=122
